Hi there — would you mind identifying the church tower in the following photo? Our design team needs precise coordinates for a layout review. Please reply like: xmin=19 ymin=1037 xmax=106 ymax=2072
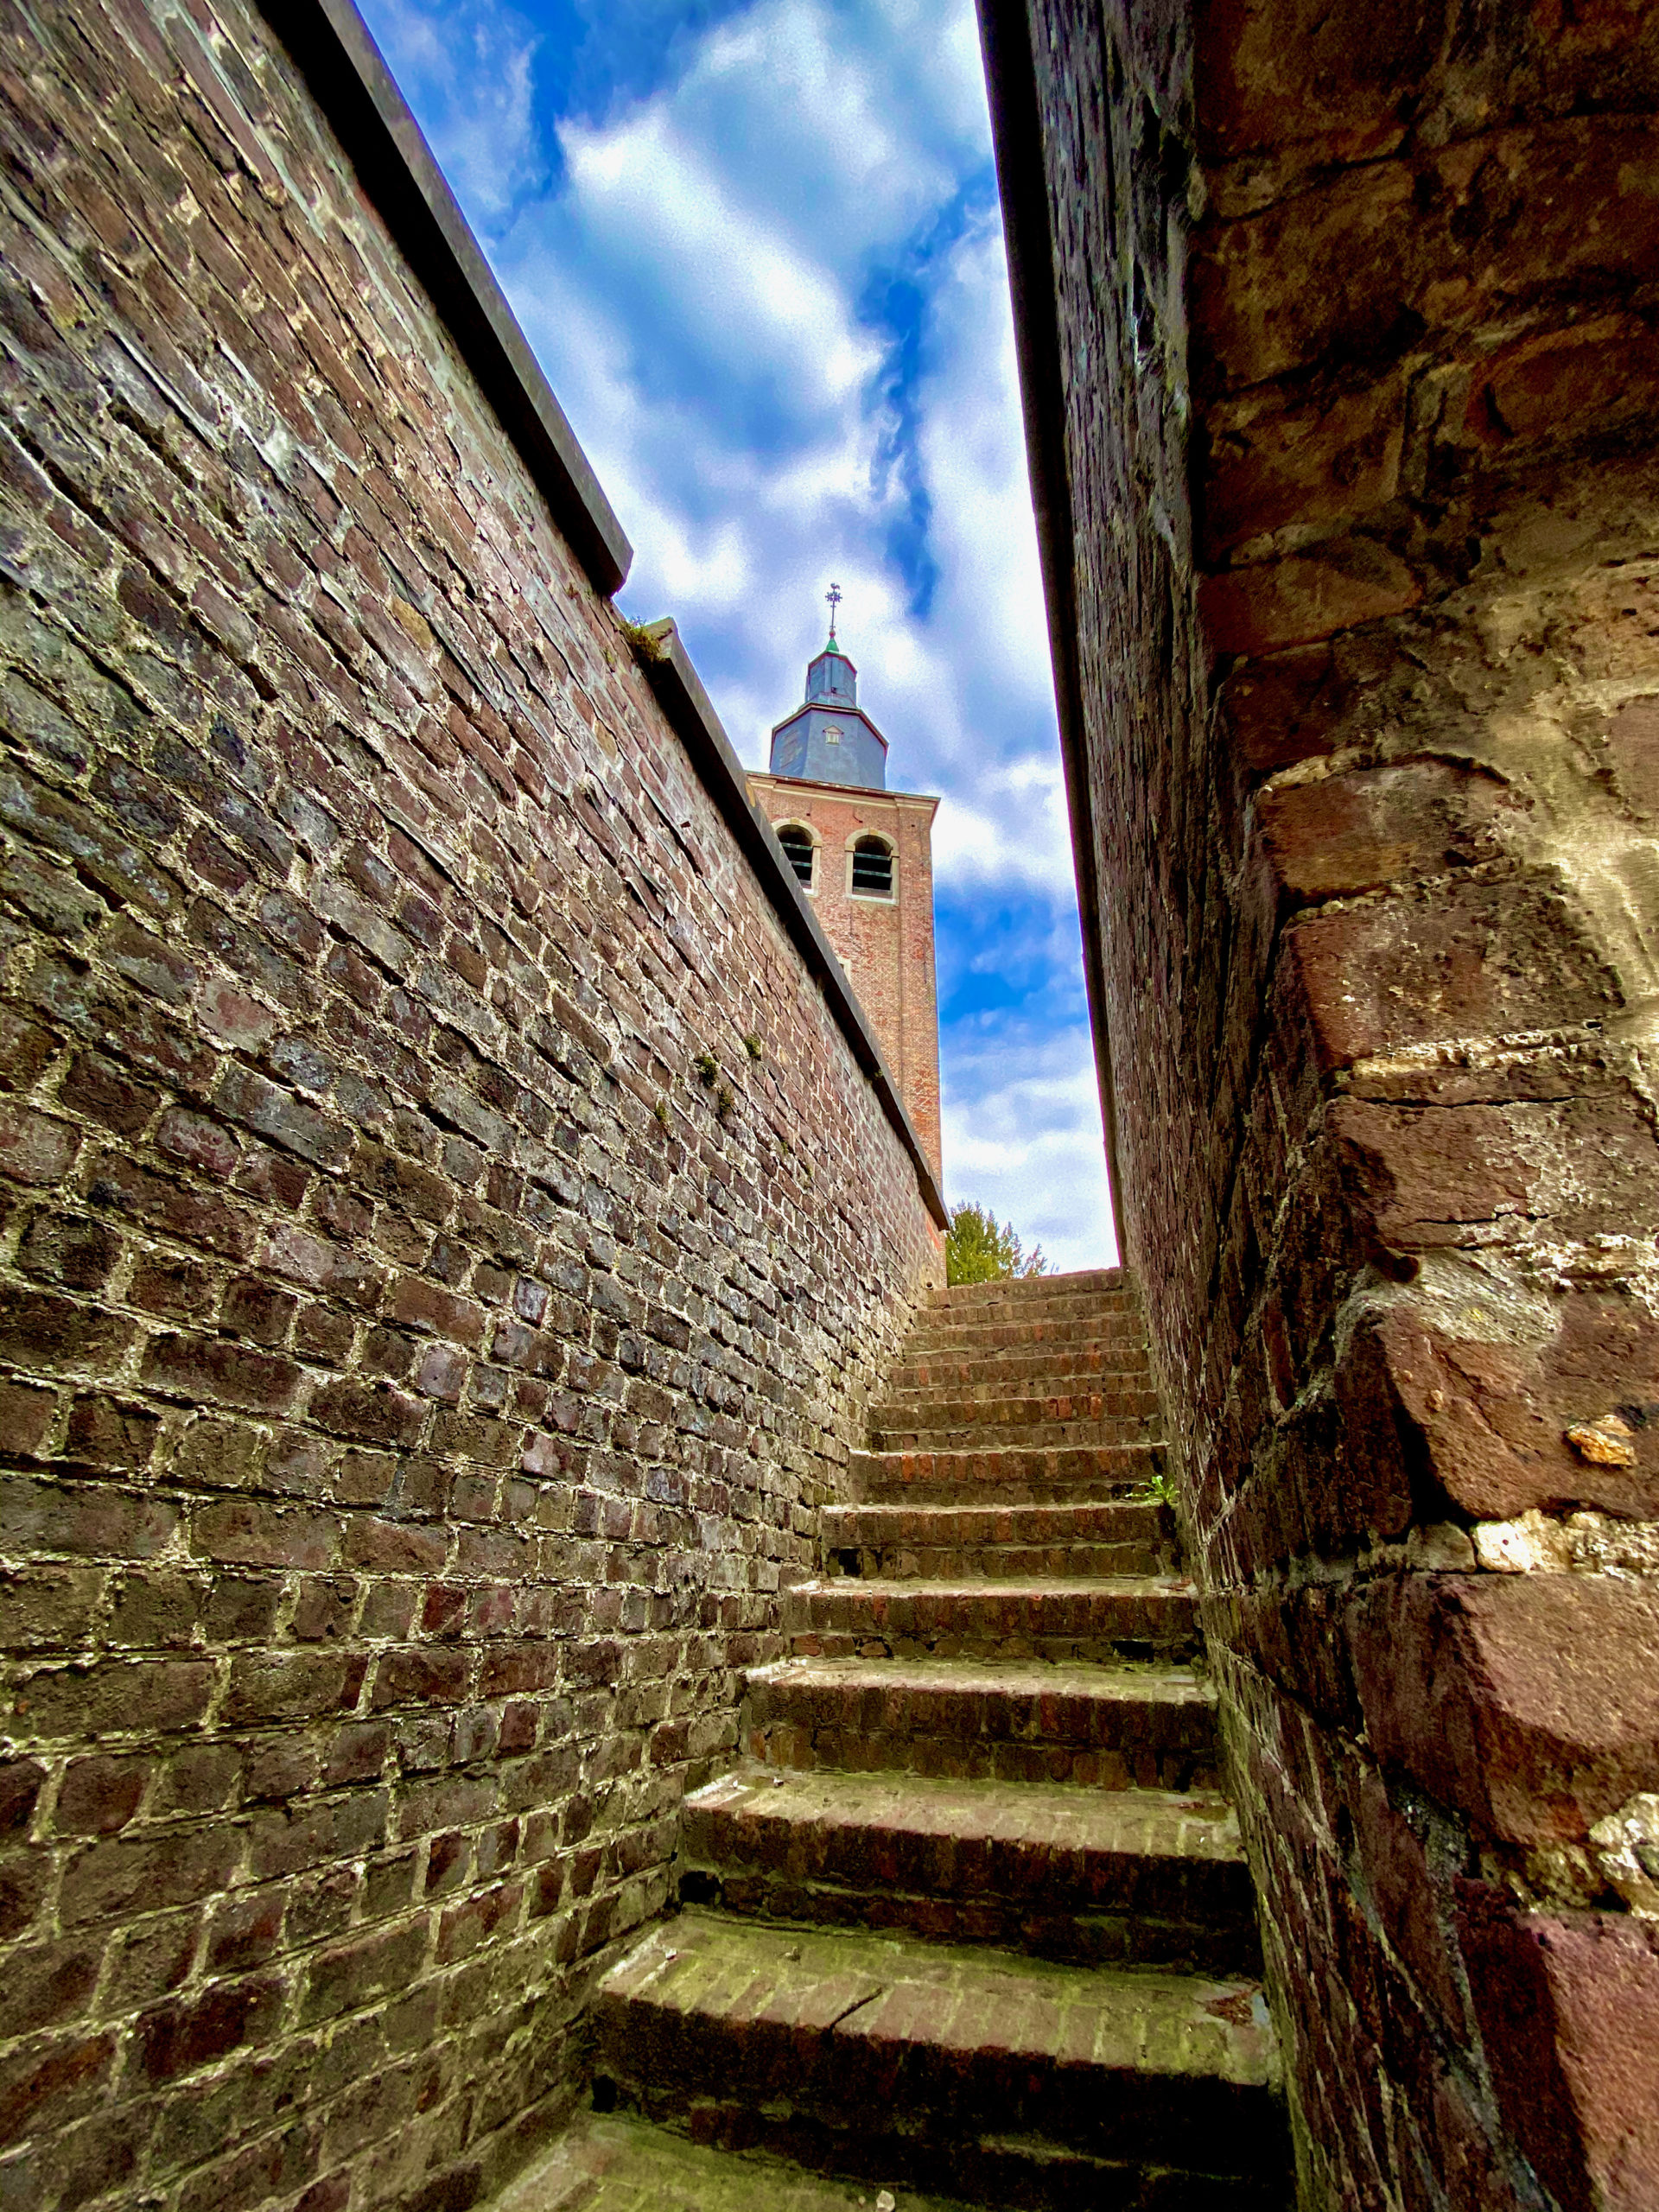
xmin=747 ymin=591 xmax=943 ymax=1184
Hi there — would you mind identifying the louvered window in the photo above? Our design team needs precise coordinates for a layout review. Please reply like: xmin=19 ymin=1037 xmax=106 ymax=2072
xmin=850 ymin=836 xmax=893 ymax=897
xmin=778 ymin=823 xmax=815 ymax=887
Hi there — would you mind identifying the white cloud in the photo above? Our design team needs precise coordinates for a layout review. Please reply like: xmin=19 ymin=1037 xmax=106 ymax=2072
xmin=932 ymin=754 xmax=1075 ymax=895
xmin=365 ymin=0 xmax=544 ymax=222
xmin=943 ymin=1032 xmax=1118 ymax=1274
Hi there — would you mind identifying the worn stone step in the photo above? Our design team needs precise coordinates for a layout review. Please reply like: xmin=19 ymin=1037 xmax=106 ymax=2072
xmin=821 ymin=1497 xmax=1174 ymax=1580
xmin=677 ymin=1765 xmax=1263 ymax=1976
xmin=744 ymin=1655 xmax=1219 ymax=1789
xmin=784 ymin=1576 xmax=1200 ymax=1663
xmin=903 ymin=1318 xmax=1147 ymax=1360
xmin=594 ymin=1915 xmax=1288 ymax=2203
xmin=493 ymin=2110 xmax=984 ymax=2212
xmin=883 ymin=1346 xmax=1154 ymax=1395
xmin=926 ymin=1284 xmax=1138 ymax=1323
xmin=871 ymin=1414 xmax=1162 ymax=1453
xmin=921 ymin=1278 xmax=1137 ymax=1307
xmin=922 ymin=1291 xmax=1140 ymax=1325
xmin=846 ymin=1440 xmax=1163 ymax=1503
xmin=874 ymin=1383 xmax=1161 ymax=1429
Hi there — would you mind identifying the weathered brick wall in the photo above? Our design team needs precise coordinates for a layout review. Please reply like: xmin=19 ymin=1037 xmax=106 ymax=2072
xmin=0 ymin=4 xmax=940 ymax=2207
xmin=747 ymin=776 xmax=943 ymax=1183
xmin=999 ymin=0 xmax=1659 ymax=2204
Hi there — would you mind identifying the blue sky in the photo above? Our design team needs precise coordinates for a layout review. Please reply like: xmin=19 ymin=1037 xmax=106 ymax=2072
xmin=358 ymin=0 xmax=1116 ymax=1269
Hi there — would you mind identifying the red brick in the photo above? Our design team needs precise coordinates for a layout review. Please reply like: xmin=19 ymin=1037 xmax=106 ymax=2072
xmin=10 ymin=1500 xmax=182 ymax=1644
xmin=54 ymin=1756 xmax=150 ymax=1835
xmin=0 ymin=1291 xmax=135 ymax=1376
xmin=0 ymin=1937 xmax=103 ymax=2039
xmin=62 ymin=1393 xmax=162 ymax=1472
xmin=222 ymin=1650 xmax=366 ymax=1726
xmin=0 ymin=1760 xmax=46 ymax=1837
xmin=301 ymin=1920 xmax=427 ymax=2024
xmin=0 ymin=2031 xmax=116 ymax=2144
xmin=1201 ymin=373 xmax=1406 ymax=561
xmin=143 ymin=1332 xmax=301 ymax=1413
xmin=371 ymin=1649 xmax=469 ymax=1709
xmin=0 ymin=1380 xmax=56 ymax=1458
xmin=130 ymin=1975 xmax=286 ymax=2084
xmin=16 ymin=1657 xmax=214 ymax=1741
xmin=190 ymin=1499 xmax=340 ymax=1571
xmin=0 ymin=1103 xmax=79 ymax=1185
xmin=309 ymin=1379 xmax=427 ymax=1447
xmin=57 ymin=1051 xmax=158 ymax=1135
xmin=87 ymin=1153 xmax=254 ymax=1258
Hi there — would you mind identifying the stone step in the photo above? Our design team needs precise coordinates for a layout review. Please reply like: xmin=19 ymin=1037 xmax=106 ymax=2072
xmin=821 ymin=1497 xmax=1174 ymax=1580
xmin=594 ymin=1915 xmax=1289 ymax=2204
xmin=871 ymin=1414 xmax=1162 ymax=1452
xmin=922 ymin=1290 xmax=1141 ymax=1323
xmin=926 ymin=1282 xmax=1137 ymax=1321
xmin=845 ymin=1440 xmax=1163 ymax=1503
xmin=883 ymin=1346 xmax=1154 ymax=1395
xmin=784 ymin=1576 xmax=1201 ymax=1664
xmin=744 ymin=1655 xmax=1219 ymax=1790
xmin=902 ymin=1320 xmax=1148 ymax=1362
xmin=492 ymin=2110 xmax=983 ymax=2212
xmin=677 ymin=1765 xmax=1262 ymax=1976
xmin=874 ymin=1382 xmax=1162 ymax=1429
xmin=933 ymin=1266 xmax=1132 ymax=1304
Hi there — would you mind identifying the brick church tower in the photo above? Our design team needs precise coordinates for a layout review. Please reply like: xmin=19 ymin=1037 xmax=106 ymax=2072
xmin=747 ymin=599 xmax=943 ymax=1183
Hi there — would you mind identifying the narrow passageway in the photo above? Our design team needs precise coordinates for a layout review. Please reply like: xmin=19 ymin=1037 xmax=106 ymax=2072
xmin=502 ymin=1269 xmax=1292 ymax=2208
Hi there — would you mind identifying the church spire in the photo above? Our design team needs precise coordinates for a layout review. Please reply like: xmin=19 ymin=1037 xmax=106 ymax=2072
xmin=766 ymin=593 xmax=887 ymax=788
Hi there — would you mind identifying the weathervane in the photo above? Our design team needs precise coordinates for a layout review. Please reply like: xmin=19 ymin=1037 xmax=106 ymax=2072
xmin=825 ymin=582 xmax=842 ymax=643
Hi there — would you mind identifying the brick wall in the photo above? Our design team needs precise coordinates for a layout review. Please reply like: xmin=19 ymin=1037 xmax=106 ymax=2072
xmin=0 ymin=3 xmax=941 ymax=2208
xmin=987 ymin=0 xmax=1659 ymax=2204
xmin=747 ymin=775 xmax=943 ymax=1184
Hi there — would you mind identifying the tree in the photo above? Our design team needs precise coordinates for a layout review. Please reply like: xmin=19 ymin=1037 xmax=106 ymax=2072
xmin=946 ymin=1201 xmax=1049 ymax=1286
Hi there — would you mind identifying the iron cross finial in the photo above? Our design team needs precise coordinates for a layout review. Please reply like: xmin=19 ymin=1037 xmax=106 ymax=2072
xmin=825 ymin=582 xmax=842 ymax=642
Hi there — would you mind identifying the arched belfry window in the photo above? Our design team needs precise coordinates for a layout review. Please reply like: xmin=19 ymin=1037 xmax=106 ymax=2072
xmin=849 ymin=833 xmax=894 ymax=899
xmin=777 ymin=823 xmax=817 ymax=889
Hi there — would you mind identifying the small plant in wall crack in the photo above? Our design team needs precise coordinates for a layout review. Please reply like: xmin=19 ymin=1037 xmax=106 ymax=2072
xmin=652 ymin=1096 xmax=670 ymax=1128
xmin=620 ymin=617 xmax=665 ymax=664
xmin=715 ymin=1084 xmax=734 ymax=1122
xmin=743 ymin=1033 xmax=764 ymax=1061
xmin=693 ymin=1051 xmax=719 ymax=1089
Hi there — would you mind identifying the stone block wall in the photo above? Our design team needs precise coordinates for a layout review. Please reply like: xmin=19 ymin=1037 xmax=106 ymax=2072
xmin=985 ymin=0 xmax=1659 ymax=2204
xmin=0 ymin=4 xmax=941 ymax=2208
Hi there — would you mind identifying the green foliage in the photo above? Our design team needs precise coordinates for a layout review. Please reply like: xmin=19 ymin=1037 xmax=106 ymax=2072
xmin=743 ymin=1033 xmax=764 ymax=1061
xmin=945 ymin=1201 xmax=1049 ymax=1287
xmin=693 ymin=1052 xmax=719 ymax=1089
xmin=620 ymin=617 xmax=665 ymax=664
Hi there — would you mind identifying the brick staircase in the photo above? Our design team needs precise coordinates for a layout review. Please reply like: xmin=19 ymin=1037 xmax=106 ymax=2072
xmin=507 ymin=1270 xmax=1291 ymax=2209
